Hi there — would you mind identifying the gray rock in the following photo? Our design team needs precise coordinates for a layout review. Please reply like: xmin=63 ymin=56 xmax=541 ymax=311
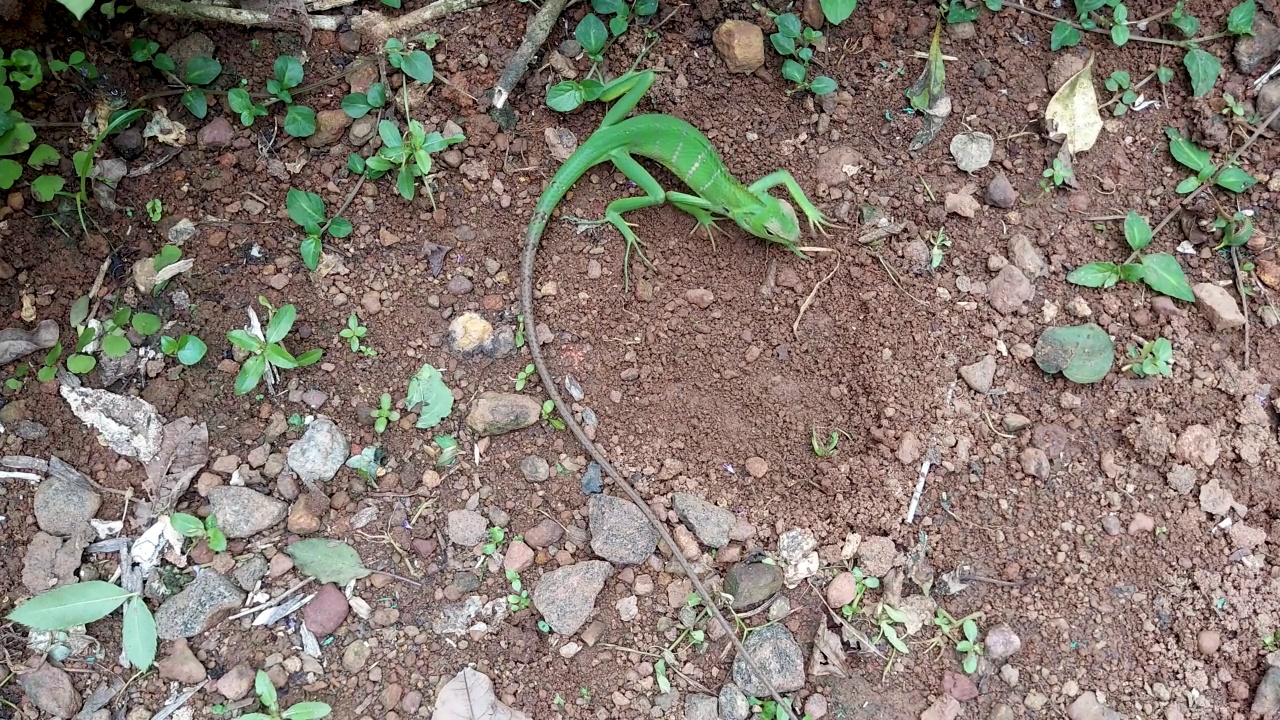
xmin=950 ymin=131 xmax=993 ymax=172
xmin=12 ymin=419 xmax=47 ymax=439
xmin=232 ymin=555 xmax=269 ymax=591
xmin=520 ymin=455 xmax=550 ymax=483
xmin=1254 ymin=667 xmax=1280 ymax=718
xmin=155 ymin=570 xmax=245 ymax=639
xmin=533 ymin=560 xmax=612 ymax=635
xmin=465 ymin=392 xmax=542 ymax=436
xmin=1008 ymin=234 xmax=1046 ymax=279
xmin=1066 ymin=691 xmax=1120 ymax=720
xmin=581 ymin=462 xmax=603 ymax=494
xmin=988 ymin=265 xmax=1033 ymax=315
xmin=672 ymin=493 xmax=735 ymax=548
xmin=447 ymin=509 xmax=488 ymax=547
xmin=588 ymin=495 xmax=658 ymax=564
xmin=342 ymin=640 xmax=371 ymax=672
xmin=731 ymin=624 xmax=806 ymax=697
xmin=717 ymin=683 xmax=749 ymax=720
xmin=95 ymin=347 xmax=139 ymax=386
xmin=1235 ymin=16 xmax=1280 ymax=73
xmin=564 ymin=375 xmax=585 ymax=401
xmin=959 ymin=355 xmax=997 ymax=394
xmin=18 ymin=662 xmax=81 ymax=718
xmin=985 ymin=624 xmax=1022 ymax=661
xmin=208 ymin=486 xmax=288 ymax=538
xmin=985 ymin=172 xmax=1018 ymax=208
xmin=0 ymin=319 xmax=59 ymax=365
xmin=287 ymin=417 xmax=348 ymax=482
xmin=685 ymin=694 xmax=718 ymax=720
xmin=1101 ymin=515 xmax=1122 ymax=536
xmin=724 ymin=562 xmax=784 ymax=610
xmin=34 ymin=457 xmax=100 ymax=537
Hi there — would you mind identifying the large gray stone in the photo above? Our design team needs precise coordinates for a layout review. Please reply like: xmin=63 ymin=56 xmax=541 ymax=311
xmin=18 ymin=662 xmax=80 ymax=718
xmin=731 ymin=624 xmax=805 ymax=697
xmin=34 ymin=457 xmax=101 ymax=537
xmin=588 ymin=495 xmax=658 ymax=565
xmin=287 ymin=417 xmax=348 ymax=483
xmin=208 ymin=486 xmax=288 ymax=538
xmin=533 ymin=560 xmax=612 ymax=635
xmin=155 ymin=570 xmax=245 ymax=640
xmin=672 ymin=493 xmax=735 ymax=548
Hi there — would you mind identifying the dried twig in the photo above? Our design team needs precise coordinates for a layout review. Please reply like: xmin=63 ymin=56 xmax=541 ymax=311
xmin=135 ymin=0 xmax=341 ymax=30
xmin=491 ymin=0 xmax=571 ymax=110
xmin=792 ymin=258 xmax=841 ymax=337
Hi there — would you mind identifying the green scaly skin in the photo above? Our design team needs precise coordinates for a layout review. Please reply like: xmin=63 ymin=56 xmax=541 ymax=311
xmin=517 ymin=69 xmax=823 ymax=720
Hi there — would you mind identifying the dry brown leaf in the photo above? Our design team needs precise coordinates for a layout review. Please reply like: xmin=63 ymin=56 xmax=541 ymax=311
xmin=1044 ymin=50 xmax=1102 ymax=154
xmin=144 ymin=417 xmax=209 ymax=515
xmin=432 ymin=668 xmax=530 ymax=720
xmin=809 ymin=624 xmax=849 ymax=678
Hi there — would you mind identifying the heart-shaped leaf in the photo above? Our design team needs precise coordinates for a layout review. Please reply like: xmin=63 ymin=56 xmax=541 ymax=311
xmin=1034 ymin=324 xmax=1114 ymax=384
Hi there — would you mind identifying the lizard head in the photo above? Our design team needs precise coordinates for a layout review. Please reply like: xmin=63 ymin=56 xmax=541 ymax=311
xmin=733 ymin=194 xmax=801 ymax=247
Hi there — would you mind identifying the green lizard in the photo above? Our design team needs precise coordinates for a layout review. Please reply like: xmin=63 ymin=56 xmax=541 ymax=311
xmin=517 ymin=68 xmax=823 ymax=720
xmin=522 ymin=69 xmax=832 ymax=289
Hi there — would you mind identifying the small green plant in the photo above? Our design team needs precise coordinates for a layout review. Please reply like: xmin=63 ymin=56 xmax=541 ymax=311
xmin=515 ymin=315 xmax=526 ymax=348
xmin=1124 ymin=337 xmax=1173 ymax=378
xmin=873 ymin=604 xmax=911 ymax=655
xmin=433 ymin=434 xmax=460 ymax=467
xmin=819 ymin=0 xmax=859 ymax=24
xmin=264 ymin=56 xmax=316 ymax=137
xmin=159 ymin=334 xmax=209 ymax=366
xmin=228 ymin=87 xmax=269 ymax=127
xmin=177 ymin=56 xmax=224 ymax=119
xmin=1167 ymin=127 xmax=1256 ymax=194
xmin=763 ymin=10 xmax=836 ymax=96
xmin=838 ymin=567 xmax=880 ymax=618
xmin=146 ymin=198 xmax=163 ymax=222
xmin=929 ymin=227 xmax=951 ymax=269
xmin=350 ymin=120 xmax=464 ymax=207
xmin=748 ymin=697 xmax=812 ymax=720
xmin=1263 ymin=630 xmax=1279 ymax=652
xmin=589 ymin=0 xmax=657 ymax=40
xmin=6 ymin=581 xmax=157 ymax=672
xmin=241 ymin=670 xmax=331 ymax=720
xmin=285 ymin=188 xmax=353 ymax=271
xmin=341 ymin=82 xmax=388 ymax=119
xmin=406 ymin=363 xmax=454 ymax=429
xmin=810 ymin=428 xmax=839 ymax=458
xmin=226 ymin=304 xmax=323 ymax=395
xmin=580 ymin=687 xmax=592 ymax=703
xmin=1212 ymin=211 xmax=1254 ymax=250
xmin=340 ymin=313 xmax=369 ymax=353
xmin=1222 ymin=92 xmax=1246 ymax=118
xmin=370 ymin=393 xmax=400 ymax=434
xmin=1042 ymin=157 xmax=1073 ymax=187
xmin=169 ymin=512 xmax=228 ymax=552
xmin=537 ymin=619 xmax=551 ymax=632
xmin=953 ymin=617 xmax=983 ymax=673
xmin=505 ymin=569 xmax=531 ymax=611
xmin=384 ymin=35 xmax=438 ymax=84
xmin=1104 ymin=71 xmax=1139 ymax=115
xmin=941 ymin=0 xmax=1001 ymax=23
xmin=129 ymin=39 xmax=175 ymax=74
xmin=65 ymin=108 xmax=147 ymax=235
xmin=481 ymin=526 xmax=507 ymax=555
xmin=1067 ymin=210 xmax=1194 ymax=302
xmin=514 ymin=363 xmax=536 ymax=391
xmin=540 ymin=399 xmax=566 ymax=430
xmin=48 ymin=50 xmax=98 ymax=79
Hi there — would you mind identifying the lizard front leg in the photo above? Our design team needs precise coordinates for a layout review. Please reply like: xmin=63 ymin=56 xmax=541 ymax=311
xmin=748 ymin=170 xmax=835 ymax=236
xmin=667 ymin=191 xmax=726 ymax=250
xmin=602 ymin=151 xmax=669 ymax=289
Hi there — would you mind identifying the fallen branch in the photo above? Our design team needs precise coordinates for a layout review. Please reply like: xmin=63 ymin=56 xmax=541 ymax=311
xmin=135 ymin=0 xmax=342 ymax=30
xmin=352 ymin=0 xmax=496 ymax=43
xmin=491 ymin=0 xmax=571 ymax=110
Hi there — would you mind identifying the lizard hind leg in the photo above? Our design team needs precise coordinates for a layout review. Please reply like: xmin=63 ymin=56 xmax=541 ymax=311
xmin=604 ymin=151 xmax=668 ymax=290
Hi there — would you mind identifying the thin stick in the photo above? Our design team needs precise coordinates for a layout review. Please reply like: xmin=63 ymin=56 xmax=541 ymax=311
xmin=904 ymin=458 xmax=931 ymax=524
xmin=228 ymin=578 xmax=313 ymax=620
xmin=792 ymin=258 xmax=841 ymax=337
xmin=491 ymin=0 xmax=571 ymax=110
xmin=372 ymin=569 xmax=423 ymax=587
xmin=1231 ymin=247 xmax=1252 ymax=369
xmin=135 ymin=0 xmax=341 ymax=30
xmin=352 ymin=0 xmax=496 ymax=43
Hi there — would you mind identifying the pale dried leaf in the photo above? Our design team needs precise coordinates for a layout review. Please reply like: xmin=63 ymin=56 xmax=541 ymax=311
xmin=809 ymin=625 xmax=849 ymax=678
xmin=1044 ymin=51 xmax=1102 ymax=154
xmin=144 ymin=417 xmax=209 ymax=515
xmin=432 ymin=668 xmax=530 ymax=720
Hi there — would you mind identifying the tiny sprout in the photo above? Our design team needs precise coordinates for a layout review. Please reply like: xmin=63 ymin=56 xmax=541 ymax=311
xmin=370 ymin=393 xmax=400 ymax=434
xmin=954 ymin=617 xmax=984 ymax=674
xmin=1042 ymin=157 xmax=1073 ymax=187
xmin=340 ymin=313 xmax=369 ymax=352
xmin=1123 ymin=337 xmax=1173 ymax=378
xmin=811 ymin=428 xmax=839 ymax=458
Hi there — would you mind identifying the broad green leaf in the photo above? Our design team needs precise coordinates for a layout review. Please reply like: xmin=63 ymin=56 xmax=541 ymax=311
xmin=905 ymin=23 xmax=945 ymax=113
xmin=283 ymin=105 xmax=317 ymax=138
xmin=0 ymin=158 xmax=20 ymax=188
xmin=0 ymin=122 xmax=35 ymax=156
xmin=634 ymin=0 xmax=657 ymax=15
xmin=822 ymin=0 xmax=857 ymax=24
xmin=286 ymin=538 xmax=373 ymax=584
xmin=396 ymin=165 xmax=414 ymax=200
xmin=154 ymin=245 xmax=181 ymax=271
xmin=285 ymin=189 xmax=325 ymax=231
xmin=1111 ymin=25 xmax=1130 ymax=45
xmin=810 ymin=76 xmax=837 ymax=95
xmin=264 ymin=343 xmax=299 ymax=369
xmin=328 ymin=217 xmax=353 ymax=238
xmin=66 ymin=354 xmax=96 ymax=374
xmin=407 ymin=362 xmax=453 ymax=428
xmin=101 ymin=334 xmax=132 ymax=357
xmin=377 ymin=119 xmax=403 ymax=148
xmin=131 ymin=312 xmax=162 ymax=336
xmin=770 ymin=33 xmax=796 ymax=57
xmin=1175 ymin=175 xmax=1202 ymax=194
xmin=235 ymin=354 xmax=267 ymax=395
xmin=946 ymin=3 xmax=979 ymax=22
xmin=1050 ymin=22 xmax=1081 ymax=50
xmin=575 ymin=14 xmax=608 ymax=55
xmin=776 ymin=12 xmax=802 ymax=37
xmin=591 ymin=0 xmax=625 ymax=13
xmin=1123 ymin=211 xmax=1152 ymax=251
xmin=295 ymin=348 xmax=323 ymax=367
xmin=1228 ymin=0 xmax=1256 ymax=35
xmin=1118 ymin=262 xmax=1145 ymax=282
xmin=1215 ymin=166 xmax=1257 ymax=193
xmin=6 ymin=581 xmax=132 ymax=630
xmin=883 ymin=624 xmax=910 ymax=654
xmin=962 ymin=618 xmax=978 ymax=643
xmin=169 ymin=513 xmax=205 ymax=537
xmin=1034 ymin=324 xmax=1114 ymax=384
xmin=348 ymin=153 xmax=366 ymax=174
xmin=367 ymin=82 xmax=388 ymax=107
xmin=184 ymin=57 xmax=222 ymax=85
xmin=1183 ymin=48 xmax=1220 ymax=98
xmin=256 ymin=670 xmax=278 ymax=711
xmin=27 ymin=144 xmax=59 ymax=168
xmin=300 ymin=235 xmax=321 ymax=270
xmin=1156 ymin=66 xmax=1174 ymax=83
xmin=264 ymin=304 xmax=297 ymax=343
xmin=282 ymin=703 xmax=333 ymax=720
xmin=175 ymin=336 xmax=207 ymax=365
xmin=400 ymin=50 xmax=434 ymax=84
xmin=227 ymin=88 xmax=253 ymax=114
xmin=181 ymin=90 xmax=208 ymax=119
xmin=1164 ymin=127 xmax=1211 ymax=172
xmin=781 ymin=59 xmax=807 ymax=84
xmin=274 ymin=56 xmax=304 ymax=88
xmin=963 ymin=652 xmax=978 ymax=674
xmin=1140 ymin=253 xmax=1194 ymax=302
xmin=227 ymin=329 xmax=263 ymax=352
xmin=609 ymin=15 xmax=628 ymax=36
xmin=31 ymin=174 xmax=64 ymax=202
xmin=1067 ymin=261 xmax=1120 ymax=288
xmin=123 ymin=595 xmax=157 ymax=671
xmin=152 ymin=53 xmax=176 ymax=73
xmin=58 ymin=0 xmax=95 ymax=20
xmin=341 ymin=93 xmax=372 ymax=118
xmin=1169 ymin=2 xmax=1199 ymax=36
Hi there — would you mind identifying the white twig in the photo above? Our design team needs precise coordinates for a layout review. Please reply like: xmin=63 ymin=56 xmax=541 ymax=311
xmin=0 ymin=471 xmax=43 ymax=482
xmin=228 ymin=578 xmax=313 ymax=620
xmin=905 ymin=459 xmax=932 ymax=524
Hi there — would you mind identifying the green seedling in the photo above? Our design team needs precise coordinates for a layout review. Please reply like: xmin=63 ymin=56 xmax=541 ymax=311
xmin=1167 ymin=127 xmax=1256 ymax=194
xmin=515 ymin=315 xmax=526 ymax=348
xmin=873 ymin=604 xmax=911 ymax=655
xmin=370 ymin=393 xmax=400 ymax=434
xmin=346 ymin=446 xmax=387 ymax=484
xmin=580 ymin=687 xmax=592 ymax=702
xmin=1263 ymin=630 xmax=1279 ymax=652
xmin=482 ymin=526 xmax=507 ymax=555
xmin=838 ymin=567 xmax=879 ymax=618
xmin=953 ymin=617 xmax=984 ymax=674
xmin=341 ymin=82 xmax=388 ymax=119
xmin=433 ymin=434 xmax=460 ymax=468
xmin=285 ymin=188 xmax=353 ymax=271
xmin=177 ymin=56 xmax=224 ymax=119
xmin=929 ymin=227 xmax=951 ymax=269
xmin=288 ymin=413 xmax=306 ymax=429
xmin=340 ymin=313 xmax=369 ymax=352
xmin=1067 ymin=210 xmax=1195 ymax=302
xmin=1222 ymin=92 xmax=1246 ymax=118
xmin=267 ymin=56 xmax=304 ymax=103
xmin=1104 ymin=71 xmax=1139 ymax=115
xmin=1124 ymin=337 xmax=1173 ymax=378
xmin=1212 ymin=211 xmax=1254 ymax=250
xmin=6 ymin=581 xmax=158 ymax=672
xmin=241 ymin=670 xmax=331 ymax=720
xmin=63 ymin=108 xmax=147 ymax=237
xmin=537 ymin=619 xmax=551 ymax=633
xmin=761 ymin=9 xmax=836 ymax=96
xmin=227 ymin=304 xmax=323 ymax=395
xmin=350 ymin=119 xmax=464 ymax=207
xmin=1042 ymin=157 xmax=1073 ymax=187
xmin=86 ymin=305 xmax=162 ymax=360
xmin=941 ymin=0 xmax=1001 ymax=23
xmin=228 ymin=87 xmax=269 ymax=127
xmin=48 ymin=50 xmax=98 ymax=79
xmin=505 ymin=570 xmax=531 ymax=611
xmin=811 ymin=428 xmax=839 ymax=458
xmin=384 ymin=35 xmax=437 ymax=84
xmin=514 ymin=363 xmax=536 ymax=391
xmin=589 ymin=0 xmax=657 ymax=40
xmin=146 ymin=198 xmax=163 ymax=222
xmin=540 ymin=399 xmax=566 ymax=430
xmin=169 ymin=512 xmax=227 ymax=552
xmin=159 ymin=334 xmax=209 ymax=366
xmin=748 ymin=697 xmax=813 ymax=720
xmin=129 ymin=39 xmax=175 ymax=74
